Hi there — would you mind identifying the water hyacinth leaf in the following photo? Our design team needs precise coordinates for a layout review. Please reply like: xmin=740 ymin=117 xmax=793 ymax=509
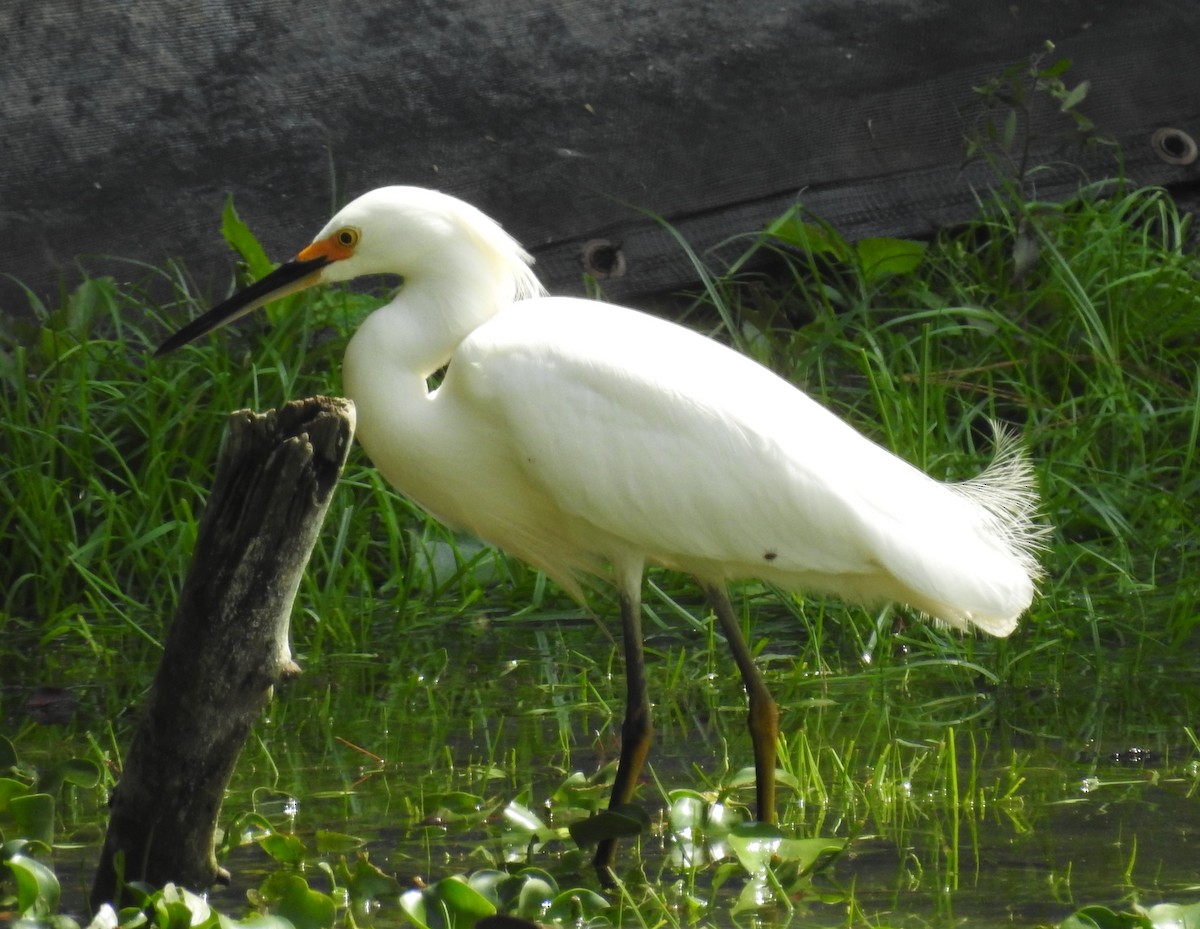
xmin=733 ymin=873 xmax=780 ymax=915
xmin=0 ymin=735 xmax=17 ymax=770
xmin=259 ymin=830 xmax=306 ymax=863
xmin=233 ymin=916 xmax=295 ymax=929
xmin=726 ymin=822 xmax=784 ymax=873
xmin=259 ymin=873 xmax=338 ymax=929
xmin=567 ymin=804 xmax=650 ymax=847
xmin=667 ymin=790 xmax=707 ymax=832
xmin=11 ymin=793 xmax=56 ymax=847
xmin=422 ymin=791 xmax=491 ymax=825
xmin=475 ymin=917 xmax=541 ymax=929
xmin=667 ymin=789 xmax=745 ymax=836
xmin=706 ymin=799 xmax=748 ymax=831
xmin=1059 ymin=904 xmax=1150 ymax=929
xmin=778 ymin=836 xmax=846 ymax=874
xmin=479 ymin=867 xmax=558 ymax=914
xmin=550 ymin=770 xmax=609 ymax=812
xmin=3 ymin=843 xmax=61 ymax=917
xmin=463 ymin=868 xmax=510 ymax=906
xmin=88 ymin=902 xmax=119 ymax=929
xmin=515 ymin=875 xmax=555 ymax=919
xmin=61 ymin=758 xmax=102 ymax=788
xmin=726 ymin=823 xmax=845 ymax=877
xmin=220 ymin=811 xmax=277 ymax=856
xmin=1143 ymin=903 xmax=1200 ymax=929
xmin=400 ymin=875 xmax=496 ymax=929
xmin=152 ymin=882 xmax=213 ymax=929
xmin=0 ymin=777 xmax=29 ymax=810
xmin=335 ymin=853 xmax=403 ymax=902
xmin=314 ymin=830 xmax=366 ymax=854
xmin=544 ymin=888 xmax=610 ymax=925
xmin=39 ymin=758 xmax=102 ymax=793
xmin=501 ymin=800 xmax=555 ymax=842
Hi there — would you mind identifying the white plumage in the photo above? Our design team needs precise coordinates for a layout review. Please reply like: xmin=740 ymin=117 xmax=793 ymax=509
xmin=158 ymin=185 xmax=1044 ymax=874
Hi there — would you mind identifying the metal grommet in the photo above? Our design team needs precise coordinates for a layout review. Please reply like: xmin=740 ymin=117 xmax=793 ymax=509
xmin=580 ymin=239 xmax=627 ymax=279
xmin=1150 ymin=127 xmax=1198 ymax=166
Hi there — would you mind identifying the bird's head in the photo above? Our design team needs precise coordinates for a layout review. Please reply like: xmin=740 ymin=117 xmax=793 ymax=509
xmin=155 ymin=186 xmax=542 ymax=357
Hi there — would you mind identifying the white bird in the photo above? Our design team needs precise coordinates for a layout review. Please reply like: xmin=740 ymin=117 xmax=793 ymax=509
xmin=157 ymin=186 xmax=1044 ymax=874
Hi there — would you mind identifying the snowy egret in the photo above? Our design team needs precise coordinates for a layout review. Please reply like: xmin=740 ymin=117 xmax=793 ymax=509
xmin=157 ymin=186 xmax=1043 ymax=874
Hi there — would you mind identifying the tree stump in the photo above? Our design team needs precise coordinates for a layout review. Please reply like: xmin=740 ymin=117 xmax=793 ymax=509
xmin=90 ymin=396 xmax=355 ymax=908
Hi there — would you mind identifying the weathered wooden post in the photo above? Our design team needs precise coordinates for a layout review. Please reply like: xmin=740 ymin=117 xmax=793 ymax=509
xmin=91 ymin=396 xmax=355 ymax=908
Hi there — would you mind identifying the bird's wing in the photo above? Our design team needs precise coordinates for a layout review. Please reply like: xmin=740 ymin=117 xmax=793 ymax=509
xmin=449 ymin=297 xmax=1037 ymax=632
xmin=453 ymin=298 xmax=929 ymax=578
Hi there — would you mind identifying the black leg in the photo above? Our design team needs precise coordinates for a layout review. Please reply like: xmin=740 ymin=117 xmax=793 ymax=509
xmin=594 ymin=587 xmax=654 ymax=879
xmin=703 ymin=583 xmax=779 ymax=824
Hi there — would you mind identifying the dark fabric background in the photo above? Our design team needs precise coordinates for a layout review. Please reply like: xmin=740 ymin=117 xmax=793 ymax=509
xmin=2 ymin=0 xmax=1197 ymax=318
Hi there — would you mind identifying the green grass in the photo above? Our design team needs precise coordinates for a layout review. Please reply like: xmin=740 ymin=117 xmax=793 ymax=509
xmin=2 ymin=177 xmax=1199 ymax=927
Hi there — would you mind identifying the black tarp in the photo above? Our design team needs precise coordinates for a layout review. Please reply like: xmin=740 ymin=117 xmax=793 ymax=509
xmin=2 ymin=0 xmax=1198 ymax=318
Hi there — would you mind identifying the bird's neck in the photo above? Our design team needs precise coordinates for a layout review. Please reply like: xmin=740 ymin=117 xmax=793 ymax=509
xmin=366 ymin=271 xmax=506 ymax=378
xmin=340 ymin=278 xmax=503 ymax=515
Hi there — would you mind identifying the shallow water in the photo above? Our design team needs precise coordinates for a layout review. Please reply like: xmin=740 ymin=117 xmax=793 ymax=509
xmin=10 ymin=610 xmax=1200 ymax=927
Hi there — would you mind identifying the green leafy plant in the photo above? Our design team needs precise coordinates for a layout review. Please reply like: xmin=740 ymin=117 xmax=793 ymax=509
xmin=967 ymin=44 xmax=1109 ymax=188
xmin=2 ymin=78 xmax=1200 ymax=927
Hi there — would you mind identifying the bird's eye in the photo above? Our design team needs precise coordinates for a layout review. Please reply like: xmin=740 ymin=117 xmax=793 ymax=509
xmin=335 ymin=227 xmax=360 ymax=248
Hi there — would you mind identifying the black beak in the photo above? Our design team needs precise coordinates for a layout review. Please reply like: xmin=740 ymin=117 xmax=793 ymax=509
xmin=155 ymin=254 xmax=330 ymax=357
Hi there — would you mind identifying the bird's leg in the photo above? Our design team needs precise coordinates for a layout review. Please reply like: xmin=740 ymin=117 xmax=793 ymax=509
xmin=703 ymin=584 xmax=780 ymax=824
xmin=594 ymin=586 xmax=653 ymax=879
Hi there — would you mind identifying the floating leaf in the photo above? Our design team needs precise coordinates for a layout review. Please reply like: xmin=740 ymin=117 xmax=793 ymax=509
xmin=463 ymin=868 xmax=510 ymax=906
xmin=475 ymin=917 xmax=541 ymax=929
xmin=0 ymin=776 xmax=30 ymax=811
xmin=544 ymin=887 xmax=610 ymax=926
xmin=337 ymin=852 xmax=402 ymax=903
xmin=732 ymin=872 xmax=778 ymax=915
xmin=1060 ymin=904 xmax=1149 ymax=929
xmin=87 ymin=902 xmax=119 ymax=929
xmin=550 ymin=770 xmax=609 ymax=813
xmin=422 ymin=791 xmax=491 ymax=825
xmin=1143 ymin=903 xmax=1200 ymax=929
xmin=515 ymin=874 xmax=555 ymax=919
xmin=259 ymin=830 xmax=306 ymax=864
xmin=151 ymin=882 xmax=213 ymax=929
xmin=400 ymin=875 xmax=496 ymax=929
xmin=0 ymin=735 xmax=17 ymax=771
xmin=59 ymin=758 xmax=103 ymax=790
xmin=315 ymin=829 xmax=366 ymax=854
xmin=727 ymin=823 xmax=845 ymax=878
xmin=258 ymin=873 xmax=338 ymax=929
xmin=2 ymin=841 xmax=61 ymax=917
xmin=11 ymin=793 xmax=56 ymax=847
xmin=726 ymin=822 xmax=785 ymax=873
xmin=501 ymin=800 xmax=555 ymax=842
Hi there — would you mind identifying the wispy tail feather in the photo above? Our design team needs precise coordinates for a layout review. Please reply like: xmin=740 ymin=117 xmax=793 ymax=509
xmin=949 ymin=421 xmax=1048 ymax=586
xmin=873 ymin=422 xmax=1048 ymax=637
